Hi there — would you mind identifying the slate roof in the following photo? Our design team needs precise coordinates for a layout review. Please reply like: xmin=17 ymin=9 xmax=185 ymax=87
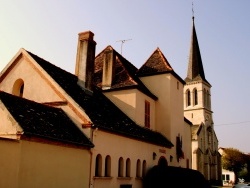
xmin=137 ymin=48 xmax=185 ymax=84
xmin=94 ymin=46 xmax=157 ymax=100
xmin=0 ymin=91 xmax=94 ymax=147
xmin=185 ymin=18 xmax=210 ymax=86
xmin=27 ymin=50 xmax=173 ymax=148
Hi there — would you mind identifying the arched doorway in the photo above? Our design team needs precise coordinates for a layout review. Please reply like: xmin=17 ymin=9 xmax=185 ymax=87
xmin=158 ymin=156 xmax=168 ymax=167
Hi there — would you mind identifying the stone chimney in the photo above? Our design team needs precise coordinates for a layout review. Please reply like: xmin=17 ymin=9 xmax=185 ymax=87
xmin=102 ymin=49 xmax=115 ymax=90
xmin=75 ymin=31 xmax=96 ymax=92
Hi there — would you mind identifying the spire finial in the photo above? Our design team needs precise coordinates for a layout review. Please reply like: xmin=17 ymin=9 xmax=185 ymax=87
xmin=192 ymin=2 xmax=195 ymax=20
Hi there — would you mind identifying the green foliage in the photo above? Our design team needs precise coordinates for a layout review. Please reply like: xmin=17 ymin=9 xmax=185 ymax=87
xmin=238 ymin=168 xmax=248 ymax=179
xmin=222 ymin=148 xmax=248 ymax=181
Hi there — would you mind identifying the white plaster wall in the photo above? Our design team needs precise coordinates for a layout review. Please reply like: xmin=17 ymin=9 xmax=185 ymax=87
xmin=0 ymin=139 xmax=20 ymax=188
xmin=0 ymin=138 xmax=91 ymax=188
xmin=0 ymin=56 xmax=61 ymax=102
xmin=140 ymin=74 xmax=192 ymax=167
xmin=18 ymin=140 xmax=91 ymax=188
xmin=104 ymin=89 xmax=156 ymax=129
xmin=0 ymin=102 xmax=22 ymax=138
xmin=91 ymin=130 xmax=172 ymax=188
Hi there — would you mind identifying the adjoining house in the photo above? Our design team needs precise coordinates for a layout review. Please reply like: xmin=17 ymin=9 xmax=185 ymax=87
xmin=219 ymin=147 xmax=236 ymax=186
xmin=0 ymin=91 xmax=94 ymax=188
xmin=222 ymin=169 xmax=235 ymax=186
xmin=0 ymin=17 xmax=220 ymax=188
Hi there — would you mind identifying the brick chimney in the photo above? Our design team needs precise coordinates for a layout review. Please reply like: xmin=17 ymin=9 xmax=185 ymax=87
xmin=75 ymin=31 xmax=96 ymax=92
xmin=102 ymin=49 xmax=115 ymax=90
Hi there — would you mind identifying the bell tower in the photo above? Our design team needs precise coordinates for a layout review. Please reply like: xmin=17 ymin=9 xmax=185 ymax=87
xmin=184 ymin=16 xmax=220 ymax=183
xmin=184 ymin=17 xmax=212 ymax=125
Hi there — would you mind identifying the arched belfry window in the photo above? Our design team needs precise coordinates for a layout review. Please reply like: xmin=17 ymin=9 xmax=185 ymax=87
xmin=194 ymin=88 xmax=198 ymax=105
xmin=203 ymin=89 xmax=207 ymax=107
xmin=186 ymin=89 xmax=191 ymax=106
xmin=12 ymin=79 xmax=24 ymax=97
xmin=207 ymin=90 xmax=210 ymax=109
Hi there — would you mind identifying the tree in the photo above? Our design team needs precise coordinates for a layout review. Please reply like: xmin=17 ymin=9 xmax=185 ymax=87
xmin=245 ymin=154 xmax=250 ymax=181
xmin=222 ymin=148 xmax=247 ymax=183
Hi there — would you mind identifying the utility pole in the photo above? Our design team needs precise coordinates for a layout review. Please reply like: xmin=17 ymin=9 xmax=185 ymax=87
xmin=116 ymin=39 xmax=132 ymax=55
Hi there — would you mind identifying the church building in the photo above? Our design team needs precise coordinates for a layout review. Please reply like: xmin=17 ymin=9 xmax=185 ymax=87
xmin=0 ymin=17 xmax=220 ymax=188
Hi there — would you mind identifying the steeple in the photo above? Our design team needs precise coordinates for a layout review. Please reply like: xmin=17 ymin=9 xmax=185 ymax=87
xmin=185 ymin=17 xmax=210 ymax=85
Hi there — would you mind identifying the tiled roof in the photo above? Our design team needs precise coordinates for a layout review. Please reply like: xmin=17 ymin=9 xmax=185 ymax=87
xmin=94 ymin=46 xmax=157 ymax=100
xmin=0 ymin=91 xmax=94 ymax=147
xmin=27 ymin=50 xmax=173 ymax=148
xmin=137 ymin=48 xmax=185 ymax=84
xmin=137 ymin=48 xmax=173 ymax=76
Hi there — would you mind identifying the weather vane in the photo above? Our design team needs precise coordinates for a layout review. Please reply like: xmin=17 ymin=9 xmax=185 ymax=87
xmin=116 ymin=39 xmax=132 ymax=55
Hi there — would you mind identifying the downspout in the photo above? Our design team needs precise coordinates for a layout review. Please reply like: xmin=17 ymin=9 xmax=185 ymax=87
xmin=89 ymin=127 xmax=98 ymax=188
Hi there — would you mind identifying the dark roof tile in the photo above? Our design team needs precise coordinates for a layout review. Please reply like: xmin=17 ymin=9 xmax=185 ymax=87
xmin=0 ymin=91 xmax=94 ymax=147
xmin=137 ymin=48 xmax=173 ymax=76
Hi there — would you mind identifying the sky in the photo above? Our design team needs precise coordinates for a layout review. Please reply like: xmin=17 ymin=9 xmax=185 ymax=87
xmin=0 ymin=0 xmax=250 ymax=153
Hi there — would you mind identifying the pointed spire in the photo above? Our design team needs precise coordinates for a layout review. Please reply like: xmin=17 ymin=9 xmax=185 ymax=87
xmin=186 ymin=17 xmax=209 ymax=84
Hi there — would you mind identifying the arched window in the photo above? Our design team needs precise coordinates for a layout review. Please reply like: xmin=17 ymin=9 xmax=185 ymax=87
xmin=118 ymin=157 xmax=124 ymax=177
xmin=95 ymin=154 xmax=102 ymax=177
xmin=207 ymin=90 xmax=210 ymax=109
xmin=142 ymin=160 xmax=147 ymax=177
xmin=187 ymin=89 xmax=191 ymax=106
xmin=136 ymin=159 xmax=141 ymax=177
xmin=105 ymin=155 xmax=111 ymax=177
xmin=126 ymin=158 xmax=131 ymax=177
xmin=194 ymin=88 xmax=198 ymax=105
xmin=203 ymin=89 xmax=207 ymax=107
xmin=12 ymin=79 xmax=24 ymax=97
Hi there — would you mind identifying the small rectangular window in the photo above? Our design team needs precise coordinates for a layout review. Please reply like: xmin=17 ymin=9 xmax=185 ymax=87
xmin=222 ymin=174 xmax=225 ymax=180
xmin=145 ymin=100 xmax=150 ymax=128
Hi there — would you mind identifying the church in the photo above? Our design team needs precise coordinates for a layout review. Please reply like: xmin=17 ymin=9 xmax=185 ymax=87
xmin=0 ymin=17 xmax=221 ymax=187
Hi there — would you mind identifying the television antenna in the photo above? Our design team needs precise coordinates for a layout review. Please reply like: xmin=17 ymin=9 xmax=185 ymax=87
xmin=116 ymin=39 xmax=132 ymax=55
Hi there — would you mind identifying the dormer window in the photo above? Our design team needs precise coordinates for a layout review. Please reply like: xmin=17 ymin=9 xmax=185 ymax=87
xmin=12 ymin=79 xmax=24 ymax=97
xmin=145 ymin=100 xmax=150 ymax=128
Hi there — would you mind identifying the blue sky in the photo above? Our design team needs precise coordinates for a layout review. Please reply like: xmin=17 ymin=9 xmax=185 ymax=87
xmin=0 ymin=0 xmax=250 ymax=152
